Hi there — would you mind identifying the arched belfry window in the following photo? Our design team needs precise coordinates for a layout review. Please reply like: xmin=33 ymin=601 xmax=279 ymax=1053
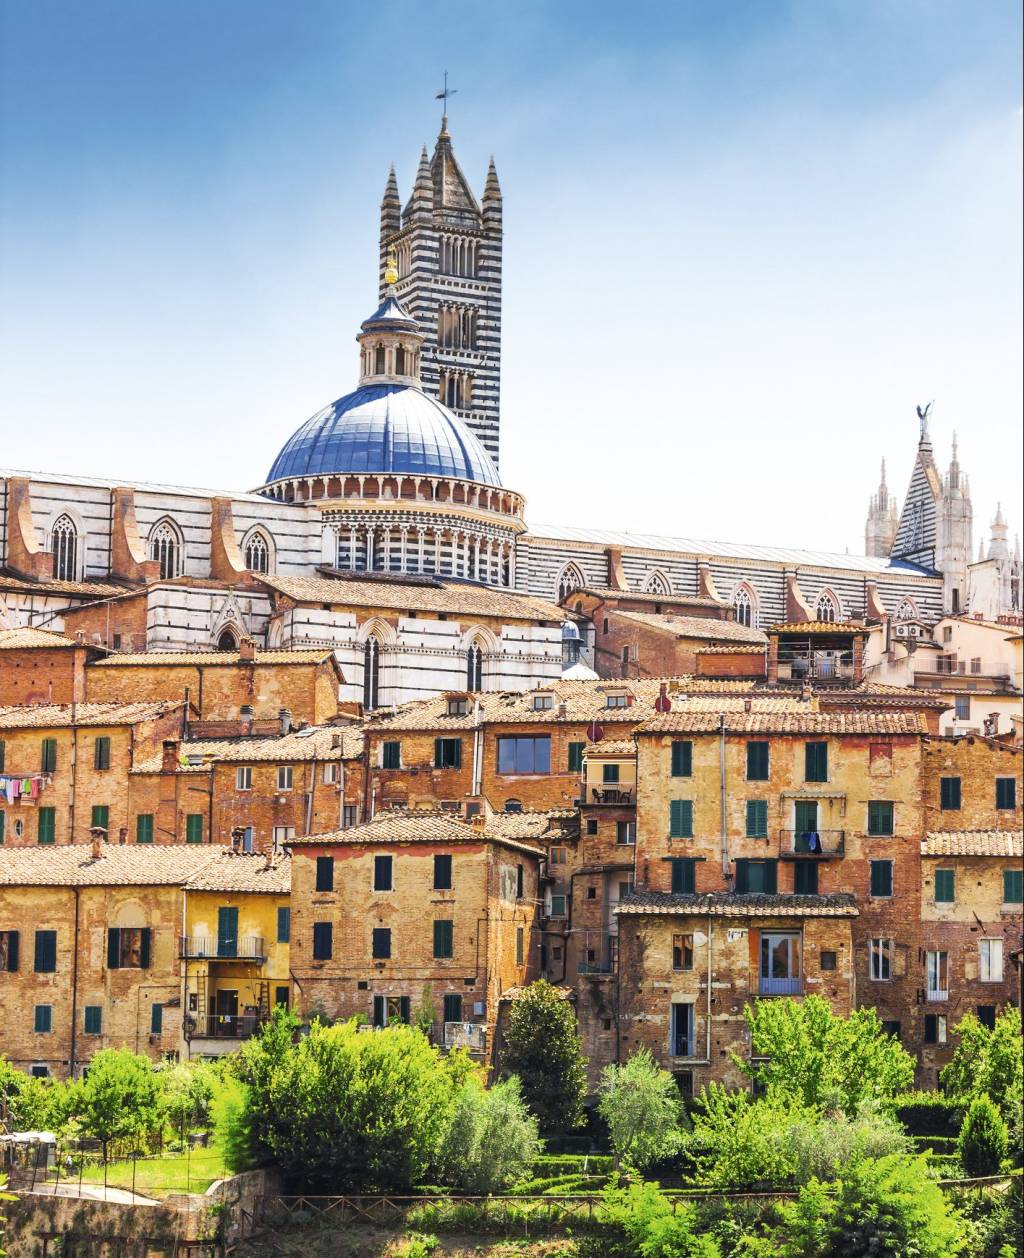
xmin=815 ymin=591 xmax=840 ymax=622
xmin=374 ymin=344 xmax=386 ymax=374
xmin=244 ymin=531 xmax=270 ymax=574
xmin=51 ymin=515 xmax=78 ymax=582
xmin=363 ymin=637 xmax=381 ymax=710
xmin=150 ymin=520 xmax=182 ymax=580
xmin=557 ymin=563 xmax=585 ymax=604
xmin=467 ymin=644 xmax=483 ymax=692
xmin=217 ymin=627 xmax=238 ymax=651
xmin=395 ymin=346 xmax=406 ymax=375
xmin=733 ymin=585 xmax=756 ymax=628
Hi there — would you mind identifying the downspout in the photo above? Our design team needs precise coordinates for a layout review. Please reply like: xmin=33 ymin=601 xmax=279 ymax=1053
xmin=719 ymin=714 xmax=729 ymax=879
xmin=705 ymin=915 xmax=713 ymax=1063
xmin=338 ymin=760 xmax=345 ymax=829
xmin=472 ymin=699 xmax=483 ymax=798
xmin=304 ymin=757 xmax=317 ymax=837
xmin=69 ymin=702 xmax=78 ymax=845
xmin=69 ymin=888 xmax=80 ymax=1077
xmin=181 ymin=886 xmax=190 ymax=1059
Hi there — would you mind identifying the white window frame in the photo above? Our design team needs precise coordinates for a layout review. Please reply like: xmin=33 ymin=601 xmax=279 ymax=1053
xmin=869 ymin=937 xmax=893 ymax=981
xmin=272 ymin=825 xmax=295 ymax=851
xmin=979 ymin=938 xmax=1003 ymax=983
xmin=236 ymin=766 xmax=253 ymax=791
xmin=277 ymin=765 xmax=294 ymax=792
xmin=926 ymin=950 xmax=948 ymax=1001
xmin=323 ymin=762 xmax=339 ymax=784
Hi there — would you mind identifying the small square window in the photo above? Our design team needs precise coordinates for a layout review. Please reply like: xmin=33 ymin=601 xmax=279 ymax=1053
xmin=996 ymin=778 xmax=1016 ymax=810
xmin=606 ymin=693 xmax=629 ymax=709
xmin=236 ymin=766 xmax=253 ymax=791
xmin=435 ymin=738 xmax=463 ymax=769
xmin=532 ymin=694 xmax=553 ymax=710
xmin=549 ymin=895 xmax=567 ymax=918
xmin=586 ymin=886 xmax=597 ymax=899
xmin=277 ymin=765 xmax=294 ymax=791
xmin=381 ymin=741 xmax=401 ymax=769
xmin=820 ymin=950 xmax=837 ymax=971
xmin=447 ymin=698 xmax=468 ymax=716
xmin=586 ymin=819 xmax=598 ymax=835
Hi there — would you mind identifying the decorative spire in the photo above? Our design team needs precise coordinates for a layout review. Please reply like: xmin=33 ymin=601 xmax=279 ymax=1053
xmin=404 ymin=145 xmax=435 ymax=222
xmin=483 ymin=156 xmax=502 ymax=203
xmin=380 ymin=164 xmax=401 ymax=235
xmin=384 ymin=244 xmax=398 ymax=288
xmin=880 ymin=458 xmax=887 ymax=487
xmin=916 ymin=401 xmax=933 ymax=450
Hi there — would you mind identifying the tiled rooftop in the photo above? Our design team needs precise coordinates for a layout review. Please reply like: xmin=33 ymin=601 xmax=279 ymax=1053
xmin=287 ymin=810 xmax=545 ymax=856
xmin=0 ymin=844 xmax=220 ymax=887
xmin=695 ymin=644 xmax=766 ymax=655
xmin=920 ymin=831 xmax=1024 ymax=858
xmin=0 ymin=573 xmax=126 ymax=598
xmin=0 ymin=627 xmax=83 ymax=650
xmin=482 ymin=809 xmax=580 ymax=843
xmin=259 ymin=572 xmax=568 ymax=622
xmin=637 ymin=710 xmax=924 ymax=735
xmin=0 ymin=701 xmax=185 ymax=730
xmin=184 ymin=851 xmax=292 ymax=893
xmin=131 ymin=724 xmax=365 ymax=773
xmin=614 ymin=891 xmax=858 ymax=917
xmin=583 ymin=739 xmax=637 ymax=756
xmin=612 ymin=610 xmax=768 ymax=644
xmin=769 ymin=621 xmax=871 ymax=635
xmin=92 ymin=649 xmax=337 ymax=667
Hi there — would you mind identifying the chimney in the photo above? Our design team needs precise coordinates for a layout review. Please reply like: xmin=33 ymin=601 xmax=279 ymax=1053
xmin=744 ymin=698 xmax=752 ymax=713
xmin=279 ymin=708 xmax=292 ymax=736
xmin=240 ymin=704 xmax=254 ymax=735
xmin=162 ymin=739 xmax=179 ymax=773
xmin=471 ymin=813 xmax=486 ymax=829
xmin=89 ymin=826 xmax=107 ymax=860
xmin=239 ymin=638 xmax=256 ymax=662
xmin=331 ymin=734 xmax=343 ymax=750
xmin=118 ymin=826 xmax=127 ymax=845
xmin=230 ymin=826 xmax=245 ymax=854
xmin=557 ymin=701 xmax=567 ymax=719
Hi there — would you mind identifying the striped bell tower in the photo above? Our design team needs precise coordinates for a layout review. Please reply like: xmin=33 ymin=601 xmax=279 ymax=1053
xmin=379 ymin=115 xmax=503 ymax=468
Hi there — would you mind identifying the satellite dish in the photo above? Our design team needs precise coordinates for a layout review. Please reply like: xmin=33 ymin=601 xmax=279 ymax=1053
xmin=654 ymin=693 xmax=672 ymax=713
xmin=587 ymin=721 xmax=605 ymax=742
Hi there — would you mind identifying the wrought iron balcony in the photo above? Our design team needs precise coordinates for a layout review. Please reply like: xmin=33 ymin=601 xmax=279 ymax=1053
xmin=777 ymin=653 xmax=855 ymax=684
xmin=758 ymin=977 xmax=802 ymax=996
xmin=926 ymin=987 xmax=949 ymax=1003
xmin=179 ymin=935 xmax=267 ymax=962
xmin=185 ymin=1012 xmax=266 ymax=1040
xmin=780 ymin=829 xmax=845 ymax=858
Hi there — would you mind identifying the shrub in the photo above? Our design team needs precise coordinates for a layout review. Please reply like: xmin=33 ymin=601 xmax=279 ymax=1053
xmin=893 ymin=1090 xmax=962 ymax=1137
xmin=499 ymin=981 xmax=588 ymax=1132
xmin=958 ymin=1094 xmax=1009 ymax=1178
xmin=437 ymin=1075 xmax=541 ymax=1194
xmin=942 ymin=1007 xmax=1023 ymax=1138
xmin=597 ymin=1049 xmax=686 ymax=1172
xmin=755 ymin=1153 xmax=964 ymax=1258
xmin=740 ymin=997 xmax=916 ymax=1114
xmin=594 ymin=1181 xmax=722 ymax=1258
xmin=75 ymin=1049 xmax=163 ymax=1168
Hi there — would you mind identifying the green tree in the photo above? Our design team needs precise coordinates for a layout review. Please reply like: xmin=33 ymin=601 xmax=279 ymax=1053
xmin=159 ymin=1059 xmax=219 ymax=1141
xmin=437 ymin=1075 xmax=541 ymax=1193
xmin=246 ymin=1020 xmax=469 ymax=1191
xmin=225 ymin=1005 xmax=299 ymax=1167
xmin=597 ymin=1049 xmax=685 ymax=1172
xmin=77 ymin=1049 xmax=162 ymax=1182
xmin=942 ymin=1007 xmax=1023 ymax=1137
xmin=757 ymin=1153 xmax=964 ymax=1258
xmin=740 ymin=996 xmax=915 ymax=1113
xmin=499 ymin=980 xmax=587 ymax=1131
xmin=958 ymin=1094 xmax=1009 ymax=1178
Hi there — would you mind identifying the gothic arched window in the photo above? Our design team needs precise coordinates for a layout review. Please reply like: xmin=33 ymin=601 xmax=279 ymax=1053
xmin=150 ymin=520 xmax=182 ymax=580
xmin=467 ymin=644 xmax=483 ymax=692
xmin=363 ymin=636 xmax=381 ymax=710
xmin=733 ymin=585 xmax=756 ymax=628
xmin=895 ymin=598 xmax=917 ymax=621
xmin=51 ymin=515 xmax=78 ymax=582
xmin=643 ymin=570 xmax=671 ymax=596
xmin=815 ymin=591 xmax=840 ymax=622
xmin=557 ymin=563 xmax=585 ymax=604
xmin=217 ymin=627 xmax=239 ymax=651
xmin=374 ymin=344 xmax=386 ymax=374
xmin=395 ymin=346 xmax=406 ymax=375
xmin=244 ymin=531 xmax=270 ymax=574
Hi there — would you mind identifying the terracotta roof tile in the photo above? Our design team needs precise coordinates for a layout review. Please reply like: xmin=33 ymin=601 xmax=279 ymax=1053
xmin=614 ymin=890 xmax=858 ymax=918
xmin=613 ymin=610 xmax=767 ymax=644
xmin=482 ymin=809 xmax=580 ymax=842
xmin=583 ymin=739 xmax=637 ymax=756
xmin=769 ymin=621 xmax=871 ymax=635
xmin=920 ymin=831 xmax=1024 ymax=858
xmin=0 ymin=844 xmax=220 ymax=887
xmin=92 ymin=649 xmax=337 ymax=667
xmin=131 ymin=724 xmax=365 ymax=773
xmin=0 ymin=627 xmax=83 ymax=650
xmin=184 ymin=852 xmax=292 ymax=893
xmin=0 ymin=701 xmax=185 ymax=730
xmin=259 ymin=573 xmax=568 ymax=622
xmin=637 ymin=710 xmax=924 ymax=735
xmin=575 ymin=587 xmax=728 ymax=609
xmin=694 ymin=644 xmax=766 ymax=655
xmin=287 ymin=809 xmax=545 ymax=856
xmin=0 ymin=574 xmax=126 ymax=598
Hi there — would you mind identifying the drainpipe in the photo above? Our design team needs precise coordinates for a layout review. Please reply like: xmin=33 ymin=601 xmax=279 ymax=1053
xmin=719 ymin=714 xmax=729 ymax=879
xmin=181 ymin=886 xmax=190 ymax=1059
xmin=68 ymin=888 xmax=81 ymax=1077
xmin=69 ymin=702 xmax=78 ymax=846
xmin=471 ymin=699 xmax=483 ymax=797
xmin=338 ymin=760 xmax=346 ymax=829
xmin=304 ymin=757 xmax=317 ymax=837
xmin=705 ymin=915 xmax=713 ymax=1063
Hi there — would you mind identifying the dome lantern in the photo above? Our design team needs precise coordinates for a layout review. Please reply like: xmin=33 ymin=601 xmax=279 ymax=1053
xmin=357 ymin=246 xmax=424 ymax=387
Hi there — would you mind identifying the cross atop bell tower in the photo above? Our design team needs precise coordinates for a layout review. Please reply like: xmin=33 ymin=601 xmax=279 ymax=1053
xmin=377 ymin=101 xmax=503 ymax=467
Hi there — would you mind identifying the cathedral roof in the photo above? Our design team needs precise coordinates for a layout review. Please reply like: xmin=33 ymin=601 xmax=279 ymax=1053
xmin=265 ymin=383 xmax=501 ymax=487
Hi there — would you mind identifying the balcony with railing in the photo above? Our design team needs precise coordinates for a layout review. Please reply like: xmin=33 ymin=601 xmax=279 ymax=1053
xmin=442 ymin=1021 xmax=487 ymax=1054
xmin=758 ymin=976 xmax=802 ymax=996
xmin=179 ymin=935 xmax=267 ymax=962
xmin=779 ymin=829 xmax=846 ymax=858
xmin=776 ymin=650 xmax=855 ymax=684
xmin=926 ymin=986 xmax=949 ymax=1002
xmin=185 ymin=1012 xmax=266 ymax=1040
xmin=577 ymin=930 xmax=618 ymax=975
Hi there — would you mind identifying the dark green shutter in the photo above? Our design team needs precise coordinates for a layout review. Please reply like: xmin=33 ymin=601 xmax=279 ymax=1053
xmin=443 ymin=993 xmax=462 ymax=1022
xmin=671 ymin=858 xmax=695 ymax=894
xmin=433 ymin=919 xmax=453 ymax=958
xmin=399 ymin=996 xmax=411 ymax=1023
xmin=805 ymin=742 xmax=828 ymax=782
xmin=151 ymin=1003 xmax=163 ymax=1034
xmin=940 ymin=777 xmax=961 ymax=810
xmin=794 ymin=862 xmax=818 ymax=894
xmin=136 ymin=814 xmax=154 ymax=843
xmin=91 ymin=805 xmax=109 ymax=832
xmin=94 ymin=737 xmax=110 ymax=770
xmin=41 ymin=738 xmax=57 ymax=772
xmin=139 ymin=927 xmax=151 ymax=969
xmin=34 ymin=1005 xmax=52 ymax=1033
xmin=734 ymin=860 xmax=749 ymax=894
xmin=84 ymin=1006 xmax=102 ymax=1034
xmin=217 ymin=908 xmax=238 ymax=958
xmin=763 ymin=861 xmax=777 ymax=893
xmin=0 ymin=811 xmax=5 ymax=844
xmin=372 ymin=995 xmax=385 ymax=1026
xmin=277 ymin=907 xmax=291 ymax=942
xmin=0 ymin=739 xmax=5 ymax=772
xmin=186 ymin=814 xmax=203 ymax=843
xmin=669 ymin=799 xmax=693 ymax=838
xmin=382 ymin=741 xmax=401 ymax=769
xmin=37 ymin=808 xmax=56 ymax=844
xmin=746 ymin=741 xmax=769 ymax=780
xmin=1004 ymin=870 xmax=1023 ymax=903
xmin=934 ymin=869 xmax=955 ymax=902
xmin=870 ymin=861 xmax=893 ymax=897
xmin=316 ymin=857 xmax=334 ymax=891
xmin=868 ymin=801 xmax=894 ymax=836
xmin=671 ymin=741 xmax=692 ymax=777
xmin=107 ymin=927 xmax=121 ymax=970
xmin=996 ymin=778 xmax=1016 ymax=809
xmin=34 ymin=930 xmax=56 ymax=972
xmin=746 ymin=800 xmax=768 ymax=838
xmin=567 ymin=742 xmax=585 ymax=772
xmin=433 ymin=854 xmax=452 ymax=890
xmin=5 ymin=931 xmax=18 ymax=971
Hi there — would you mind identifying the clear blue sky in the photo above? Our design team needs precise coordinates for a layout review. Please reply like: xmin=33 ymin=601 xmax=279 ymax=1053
xmin=2 ymin=0 xmax=1021 ymax=555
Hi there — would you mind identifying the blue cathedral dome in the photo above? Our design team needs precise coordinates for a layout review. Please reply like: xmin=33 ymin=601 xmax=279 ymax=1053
xmin=266 ymin=382 xmax=502 ymax=487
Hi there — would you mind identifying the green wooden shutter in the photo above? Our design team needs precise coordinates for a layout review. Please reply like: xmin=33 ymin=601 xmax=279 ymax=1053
xmin=0 ymin=739 xmax=5 ymax=772
xmin=91 ymin=805 xmax=109 ymax=832
xmin=277 ymin=906 xmax=291 ymax=942
xmin=84 ymin=1006 xmax=102 ymax=1034
xmin=34 ymin=1005 xmax=52 ymax=1033
xmin=794 ymin=862 xmax=818 ymax=894
xmin=1002 ymin=869 xmax=1022 ymax=903
xmin=107 ymin=927 xmax=121 ymax=970
xmin=805 ymin=742 xmax=828 ymax=782
xmin=151 ymin=1003 xmax=163 ymax=1033
xmin=0 ymin=810 xmax=5 ymax=844
xmin=33 ymin=930 xmax=56 ymax=973
xmin=399 ymin=996 xmax=411 ymax=1023
xmin=41 ymin=738 xmax=57 ymax=772
xmin=934 ymin=869 xmax=955 ymax=902
xmin=372 ymin=995 xmax=385 ymax=1026
xmin=671 ymin=741 xmax=693 ymax=777
xmin=37 ymin=808 xmax=56 ymax=844
xmin=669 ymin=799 xmax=693 ymax=838
xmin=870 ymin=861 xmax=893 ymax=897
xmin=762 ymin=861 xmax=778 ymax=894
xmin=671 ymin=858 xmax=695 ymax=894
xmin=139 ymin=927 xmax=151 ymax=969
xmin=746 ymin=741 xmax=769 ymax=780
xmin=185 ymin=814 xmax=203 ymax=843
xmin=567 ymin=742 xmax=585 ymax=772
xmin=746 ymin=800 xmax=768 ymax=838
xmin=433 ymin=919 xmax=453 ymax=958
xmin=136 ymin=814 xmax=154 ymax=843
xmin=443 ymin=993 xmax=462 ymax=1022
xmin=734 ymin=860 xmax=749 ymax=894
xmin=94 ymin=737 xmax=111 ymax=770
xmin=6 ymin=930 xmax=19 ymax=971
xmin=940 ymin=777 xmax=961 ymax=810
xmin=217 ymin=908 xmax=238 ymax=958
xmin=996 ymin=778 xmax=1016 ymax=809
xmin=868 ymin=801 xmax=894 ymax=836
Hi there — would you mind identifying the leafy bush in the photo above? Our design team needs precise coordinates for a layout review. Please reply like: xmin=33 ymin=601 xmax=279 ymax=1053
xmin=158 ymin=1059 xmax=219 ymax=1136
xmin=949 ymin=1176 xmax=1024 ymax=1258
xmin=593 ymin=1180 xmax=722 ymax=1258
xmin=598 ymin=1049 xmax=686 ymax=1172
xmin=942 ymin=1007 xmax=1023 ymax=1138
xmin=436 ymin=1075 xmax=541 ymax=1194
xmin=750 ymin=1153 xmax=964 ymax=1258
xmin=958 ymin=1094 xmax=1009 ymax=1178
xmin=75 ymin=1049 xmax=163 ymax=1167
xmin=893 ymin=1090 xmax=962 ymax=1137
xmin=740 ymin=997 xmax=915 ymax=1114
xmin=499 ymin=981 xmax=588 ymax=1132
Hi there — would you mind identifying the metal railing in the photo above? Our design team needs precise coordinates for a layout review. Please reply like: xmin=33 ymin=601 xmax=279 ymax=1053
xmin=187 ymin=1012 xmax=265 ymax=1039
xmin=179 ymin=935 xmax=267 ymax=961
xmin=442 ymin=1021 xmax=487 ymax=1052
xmin=780 ymin=829 xmax=845 ymax=856
xmin=758 ymin=977 xmax=801 ymax=996
xmin=926 ymin=988 xmax=949 ymax=1002
xmin=777 ymin=654 xmax=855 ymax=683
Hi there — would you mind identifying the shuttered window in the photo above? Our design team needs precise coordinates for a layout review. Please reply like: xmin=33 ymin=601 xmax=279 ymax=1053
xmin=567 ymin=742 xmax=585 ymax=772
xmin=372 ymin=927 xmax=391 ymax=959
xmin=940 ymin=777 xmax=961 ymax=810
xmin=277 ymin=907 xmax=291 ymax=942
xmin=186 ymin=814 xmax=204 ymax=844
xmin=93 ymin=737 xmax=111 ymax=770
xmin=34 ymin=930 xmax=57 ymax=973
xmin=34 ymin=1005 xmax=52 ymax=1033
xmin=433 ymin=920 xmax=454 ymax=959
xmin=312 ymin=922 xmax=333 ymax=960
xmin=315 ymin=857 xmax=334 ymax=892
xmin=804 ymin=742 xmax=828 ymax=782
xmin=734 ymin=859 xmax=777 ymax=894
xmin=996 ymin=778 xmax=1016 ymax=810
xmin=382 ymin=741 xmax=401 ymax=769
xmin=670 ymin=741 xmax=692 ymax=777
xmin=91 ymin=805 xmax=109 ymax=833
xmin=746 ymin=741 xmax=769 ymax=781
xmin=934 ymin=869 xmax=955 ymax=903
xmin=136 ymin=814 xmax=154 ymax=844
xmin=151 ymin=1003 xmax=163 ymax=1034
xmin=867 ymin=801 xmax=894 ymax=836
xmin=669 ymin=800 xmax=693 ymax=838
xmin=84 ymin=1006 xmax=102 ymax=1034
xmin=746 ymin=800 xmax=768 ymax=838
xmin=433 ymin=854 xmax=452 ymax=890
xmin=37 ymin=808 xmax=56 ymax=844
xmin=1004 ymin=869 xmax=1023 ymax=904
xmin=793 ymin=862 xmax=818 ymax=895
xmin=434 ymin=738 xmax=463 ymax=769
xmin=670 ymin=858 xmax=696 ymax=895
xmin=41 ymin=738 xmax=57 ymax=772
xmin=870 ymin=861 xmax=893 ymax=897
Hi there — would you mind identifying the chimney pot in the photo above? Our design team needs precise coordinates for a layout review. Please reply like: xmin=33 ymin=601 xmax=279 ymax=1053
xmin=279 ymin=708 xmax=292 ymax=735
xmin=239 ymin=637 xmax=256 ymax=661
xmin=161 ymin=739 xmax=179 ymax=773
